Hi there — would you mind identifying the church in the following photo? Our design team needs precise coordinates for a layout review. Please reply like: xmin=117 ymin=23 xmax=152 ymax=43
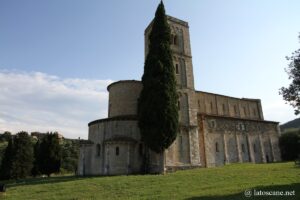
xmin=77 ymin=15 xmax=281 ymax=176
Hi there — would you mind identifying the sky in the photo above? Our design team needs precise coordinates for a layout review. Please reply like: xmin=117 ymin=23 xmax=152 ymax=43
xmin=0 ymin=0 xmax=300 ymax=139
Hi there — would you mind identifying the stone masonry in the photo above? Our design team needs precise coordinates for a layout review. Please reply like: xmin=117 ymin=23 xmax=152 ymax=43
xmin=77 ymin=15 xmax=281 ymax=176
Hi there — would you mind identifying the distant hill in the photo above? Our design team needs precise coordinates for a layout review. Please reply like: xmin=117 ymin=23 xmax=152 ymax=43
xmin=280 ymin=118 xmax=300 ymax=132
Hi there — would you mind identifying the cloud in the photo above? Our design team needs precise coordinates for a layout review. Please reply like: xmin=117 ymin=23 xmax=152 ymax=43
xmin=0 ymin=70 xmax=113 ymax=139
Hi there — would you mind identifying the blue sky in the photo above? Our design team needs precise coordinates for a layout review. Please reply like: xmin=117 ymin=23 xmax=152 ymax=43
xmin=0 ymin=0 xmax=300 ymax=138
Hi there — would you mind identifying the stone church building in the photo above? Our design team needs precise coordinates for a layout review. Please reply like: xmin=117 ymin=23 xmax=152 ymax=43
xmin=78 ymin=16 xmax=281 ymax=175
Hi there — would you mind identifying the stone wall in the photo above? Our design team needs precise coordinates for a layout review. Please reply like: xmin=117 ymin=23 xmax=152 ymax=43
xmin=78 ymin=118 xmax=143 ymax=175
xmin=107 ymin=80 xmax=142 ymax=117
xmin=196 ymin=91 xmax=264 ymax=120
xmin=200 ymin=115 xmax=281 ymax=167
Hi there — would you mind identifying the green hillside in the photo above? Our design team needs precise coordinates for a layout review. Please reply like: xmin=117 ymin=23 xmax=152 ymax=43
xmin=280 ymin=118 xmax=300 ymax=132
xmin=0 ymin=162 xmax=299 ymax=200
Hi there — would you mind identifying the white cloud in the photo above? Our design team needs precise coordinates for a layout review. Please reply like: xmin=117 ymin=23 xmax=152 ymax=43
xmin=0 ymin=70 xmax=113 ymax=139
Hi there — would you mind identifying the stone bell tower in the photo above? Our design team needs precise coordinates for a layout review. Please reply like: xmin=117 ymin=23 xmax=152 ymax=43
xmin=144 ymin=16 xmax=201 ymax=168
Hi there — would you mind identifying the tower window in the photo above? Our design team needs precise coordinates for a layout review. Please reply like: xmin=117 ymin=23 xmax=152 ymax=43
xmin=175 ymin=64 xmax=179 ymax=74
xmin=210 ymin=102 xmax=213 ymax=113
xmin=116 ymin=146 xmax=119 ymax=156
xmin=198 ymin=100 xmax=200 ymax=108
xmin=96 ymin=144 xmax=101 ymax=157
xmin=178 ymin=101 xmax=180 ymax=110
xmin=173 ymin=35 xmax=178 ymax=45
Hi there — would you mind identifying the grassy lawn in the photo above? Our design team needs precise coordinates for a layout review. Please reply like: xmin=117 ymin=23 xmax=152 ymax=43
xmin=0 ymin=162 xmax=299 ymax=200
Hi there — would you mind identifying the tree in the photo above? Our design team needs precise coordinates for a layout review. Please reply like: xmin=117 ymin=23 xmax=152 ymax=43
xmin=280 ymin=34 xmax=300 ymax=114
xmin=0 ymin=131 xmax=12 ymax=142
xmin=279 ymin=130 xmax=300 ymax=161
xmin=0 ymin=135 xmax=14 ymax=180
xmin=61 ymin=139 xmax=79 ymax=173
xmin=31 ymin=139 xmax=41 ymax=177
xmin=138 ymin=1 xmax=178 ymax=153
xmin=10 ymin=131 xmax=34 ymax=179
xmin=39 ymin=132 xmax=62 ymax=177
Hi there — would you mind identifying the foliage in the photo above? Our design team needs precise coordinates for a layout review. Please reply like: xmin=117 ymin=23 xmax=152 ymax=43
xmin=0 ymin=142 xmax=8 ymax=169
xmin=0 ymin=131 xmax=12 ymax=142
xmin=280 ymin=34 xmax=300 ymax=115
xmin=38 ymin=132 xmax=62 ymax=177
xmin=61 ymin=139 xmax=79 ymax=173
xmin=138 ymin=1 xmax=178 ymax=153
xmin=10 ymin=131 xmax=34 ymax=179
xmin=1 ymin=162 xmax=299 ymax=200
xmin=279 ymin=130 xmax=300 ymax=161
xmin=0 ymin=136 xmax=14 ymax=180
xmin=280 ymin=117 xmax=300 ymax=132
xmin=31 ymin=139 xmax=41 ymax=177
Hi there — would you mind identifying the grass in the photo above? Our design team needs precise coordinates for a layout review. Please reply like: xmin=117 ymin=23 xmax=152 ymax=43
xmin=0 ymin=162 xmax=299 ymax=200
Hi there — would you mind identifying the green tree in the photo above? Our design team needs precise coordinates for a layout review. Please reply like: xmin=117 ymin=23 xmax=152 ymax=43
xmin=0 ymin=131 xmax=11 ymax=142
xmin=31 ymin=139 xmax=41 ymax=177
xmin=61 ymin=139 xmax=79 ymax=173
xmin=279 ymin=130 xmax=300 ymax=161
xmin=280 ymin=34 xmax=300 ymax=114
xmin=138 ymin=1 xmax=178 ymax=153
xmin=0 ymin=135 xmax=14 ymax=180
xmin=39 ymin=132 xmax=62 ymax=177
xmin=10 ymin=131 xmax=34 ymax=179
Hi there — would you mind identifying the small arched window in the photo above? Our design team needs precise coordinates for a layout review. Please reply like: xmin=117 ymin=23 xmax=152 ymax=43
xmin=178 ymin=101 xmax=181 ymax=110
xmin=175 ymin=64 xmax=179 ymax=74
xmin=96 ymin=144 xmax=101 ymax=157
xmin=116 ymin=146 xmax=119 ymax=156
xmin=215 ymin=142 xmax=219 ymax=152
xmin=241 ymin=144 xmax=245 ymax=153
xmin=173 ymin=35 xmax=178 ymax=45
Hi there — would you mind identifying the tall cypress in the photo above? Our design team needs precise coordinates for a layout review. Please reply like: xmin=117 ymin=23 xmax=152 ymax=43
xmin=138 ymin=1 xmax=178 ymax=153
xmin=0 ymin=135 xmax=14 ymax=180
xmin=11 ymin=131 xmax=34 ymax=179
xmin=39 ymin=132 xmax=62 ymax=177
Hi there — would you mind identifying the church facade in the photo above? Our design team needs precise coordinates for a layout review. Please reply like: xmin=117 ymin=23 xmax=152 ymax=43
xmin=77 ymin=16 xmax=281 ymax=176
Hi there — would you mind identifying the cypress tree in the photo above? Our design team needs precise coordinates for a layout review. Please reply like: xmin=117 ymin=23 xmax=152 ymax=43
xmin=138 ymin=1 xmax=178 ymax=153
xmin=31 ymin=139 xmax=41 ymax=177
xmin=11 ymin=131 xmax=34 ymax=179
xmin=0 ymin=135 xmax=14 ymax=180
xmin=39 ymin=132 xmax=62 ymax=177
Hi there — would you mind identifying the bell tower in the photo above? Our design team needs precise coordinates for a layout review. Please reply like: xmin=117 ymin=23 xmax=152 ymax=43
xmin=144 ymin=16 xmax=200 ymax=167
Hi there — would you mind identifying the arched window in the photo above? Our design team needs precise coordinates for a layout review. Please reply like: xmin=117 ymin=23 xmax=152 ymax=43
xmin=210 ymin=102 xmax=214 ymax=113
xmin=173 ymin=35 xmax=178 ymax=45
xmin=241 ymin=144 xmax=245 ymax=153
xmin=116 ymin=146 xmax=119 ymax=156
xmin=96 ymin=144 xmax=101 ymax=156
xmin=215 ymin=142 xmax=219 ymax=152
xmin=178 ymin=101 xmax=181 ymax=110
xmin=175 ymin=63 xmax=179 ymax=74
